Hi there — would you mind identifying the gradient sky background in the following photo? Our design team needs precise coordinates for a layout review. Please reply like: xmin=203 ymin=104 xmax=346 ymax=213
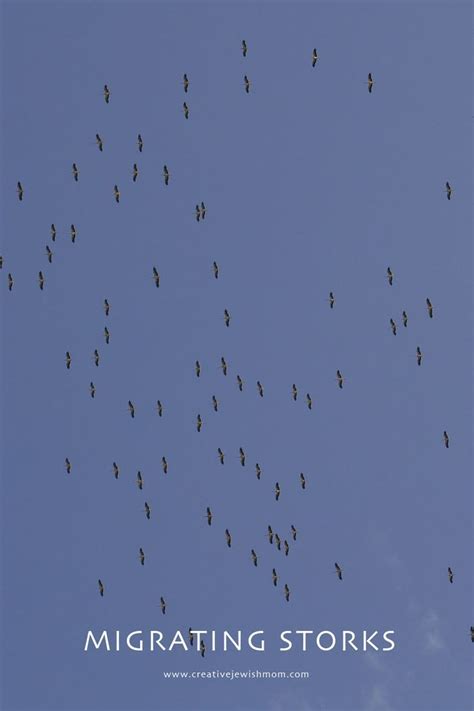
xmin=1 ymin=1 xmax=472 ymax=710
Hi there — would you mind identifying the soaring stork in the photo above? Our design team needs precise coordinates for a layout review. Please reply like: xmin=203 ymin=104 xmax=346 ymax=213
xmin=312 ymin=48 xmax=318 ymax=67
xmin=335 ymin=562 xmax=343 ymax=580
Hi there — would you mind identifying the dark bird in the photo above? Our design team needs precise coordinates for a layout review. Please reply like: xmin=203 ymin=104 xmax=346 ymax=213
xmin=212 ymin=395 xmax=218 ymax=412
xmin=274 ymin=534 xmax=281 ymax=551
xmin=251 ymin=549 xmax=258 ymax=567
xmin=213 ymin=261 xmax=219 ymax=279
xmin=390 ymin=318 xmax=397 ymax=336
xmin=217 ymin=448 xmax=225 ymax=465
xmin=95 ymin=133 xmax=103 ymax=151
xmin=470 ymin=626 xmax=474 ymax=643
xmin=206 ymin=507 xmax=213 ymax=526
xmin=443 ymin=431 xmax=449 ymax=449
xmin=275 ymin=482 xmax=281 ymax=501
xmin=284 ymin=584 xmax=290 ymax=602
xmin=242 ymin=39 xmax=248 ymax=57
xmin=17 ymin=181 xmax=23 ymax=200
xmin=290 ymin=525 xmax=297 ymax=541
xmin=335 ymin=562 xmax=343 ymax=580
xmin=132 ymin=163 xmax=139 ymax=182
xmin=195 ymin=360 xmax=201 ymax=377
xmin=153 ymin=267 xmax=160 ymax=288
xmin=144 ymin=502 xmax=151 ymax=520
xmin=200 ymin=640 xmax=206 ymax=657
xmin=255 ymin=463 xmax=261 ymax=480
xmin=195 ymin=204 xmax=201 ymax=222
xmin=196 ymin=414 xmax=202 ymax=432
xmin=103 ymin=84 xmax=110 ymax=103
xmin=292 ymin=384 xmax=298 ymax=401
xmin=312 ymin=48 xmax=318 ymax=67
xmin=113 ymin=185 xmax=120 ymax=203
xmin=136 ymin=471 xmax=143 ymax=490
xmin=220 ymin=357 xmax=228 ymax=376
xmin=284 ymin=540 xmax=289 ymax=556
xmin=223 ymin=309 xmax=231 ymax=327
xmin=46 ymin=245 xmax=53 ymax=263
xmin=445 ymin=181 xmax=452 ymax=200
xmin=50 ymin=224 xmax=56 ymax=242
xmin=156 ymin=400 xmax=163 ymax=417
xmin=336 ymin=370 xmax=344 ymax=389
xmin=267 ymin=525 xmax=274 ymax=544
xmin=90 ymin=381 xmax=96 ymax=398
xmin=139 ymin=548 xmax=145 ymax=566
xmin=137 ymin=134 xmax=143 ymax=152
xmin=448 ymin=567 xmax=454 ymax=584
xmin=0 ymin=256 xmax=3 ymax=269
xmin=300 ymin=473 xmax=306 ymax=490
xmin=93 ymin=349 xmax=100 ymax=367
xmin=387 ymin=267 xmax=393 ymax=286
xmin=306 ymin=393 xmax=312 ymax=410
xmin=183 ymin=102 xmax=189 ymax=119
xmin=189 ymin=628 xmax=194 ymax=646
xmin=104 ymin=299 xmax=110 ymax=316
xmin=65 ymin=458 xmax=72 ymax=474
xmin=183 ymin=73 xmax=189 ymax=92
xmin=367 ymin=72 xmax=374 ymax=92
xmin=225 ymin=529 xmax=232 ymax=548
xmin=237 ymin=375 xmax=243 ymax=391
xmin=7 ymin=273 xmax=13 ymax=291
xmin=128 ymin=400 xmax=135 ymax=418
xmin=65 ymin=351 xmax=72 ymax=369
xmin=104 ymin=327 xmax=110 ymax=344
xmin=160 ymin=597 xmax=166 ymax=614
xmin=239 ymin=447 xmax=246 ymax=466
xmin=257 ymin=381 xmax=264 ymax=397
xmin=163 ymin=165 xmax=170 ymax=185
xmin=416 ymin=346 xmax=422 ymax=366
xmin=272 ymin=568 xmax=278 ymax=587
xmin=402 ymin=310 xmax=408 ymax=328
xmin=72 ymin=163 xmax=79 ymax=181
xmin=426 ymin=298 xmax=433 ymax=318
xmin=113 ymin=462 xmax=120 ymax=480
xmin=70 ymin=224 xmax=77 ymax=243
xmin=244 ymin=75 xmax=251 ymax=93
xmin=328 ymin=291 xmax=335 ymax=308
xmin=200 ymin=201 xmax=206 ymax=219
xmin=162 ymin=456 xmax=168 ymax=474
xmin=98 ymin=579 xmax=104 ymax=597
xmin=38 ymin=271 xmax=45 ymax=290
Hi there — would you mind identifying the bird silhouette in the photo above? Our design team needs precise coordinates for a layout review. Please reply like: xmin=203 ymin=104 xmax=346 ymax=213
xmin=17 ymin=181 xmax=23 ymax=201
xmin=335 ymin=563 xmax=343 ymax=580
xmin=72 ymin=163 xmax=79 ymax=181
xmin=183 ymin=73 xmax=189 ymax=92
xmin=242 ymin=40 xmax=248 ymax=57
xmin=225 ymin=529 xmax=232 ymax=548
xmin=312 ymin=48 xmax=318 ymax=67
xmin=98 ymin=579 xmax=104 ymax=597
xmin=251 ymin=549 xmax=258 ymax=567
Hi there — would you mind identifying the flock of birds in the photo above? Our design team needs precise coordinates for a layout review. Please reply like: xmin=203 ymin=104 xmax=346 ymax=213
xmin=7 ymin=39 xmax=470 ymax=656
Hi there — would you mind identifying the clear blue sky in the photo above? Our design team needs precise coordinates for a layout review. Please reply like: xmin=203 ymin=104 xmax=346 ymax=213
xmin=1 ymin=2 xmax=472 ymax=710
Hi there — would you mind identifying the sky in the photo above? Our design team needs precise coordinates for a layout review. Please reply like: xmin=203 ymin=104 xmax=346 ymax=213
xmin=0 ymin=1 xmax=472 ymax=710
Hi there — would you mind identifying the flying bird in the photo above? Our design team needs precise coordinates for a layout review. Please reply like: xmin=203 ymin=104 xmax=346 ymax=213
xmin=144 ymin=502 xmax=151 ymax=520
xmin=284 ymin=584 xmax=290 ymax=601
xmin=70 ymin=224 xmax=77 ymax=243
xmin=443 ymin=431 xmax=449 ymax=449
xmin=387 ymin=267 xmax=393 ymax=286
xmin=156 ymin=400 xmax=163 ymax=417
xmin=274 ymin=534 xmax=281 ymax=551
xmin=7 ymin=273 xmax=13 ymax=291
xmin=390 ymin=318 xmax=397 ymax=336
xmin=104 ymin=299 xmax=110 ymax=316
xmin=426 ymin=298 xmax=433 ymax=318
xmin=257 ymin=381 xmax=264 ymax=397
xmin=470 ymin=627 xmax=474 ymax=643
xmin=139 ymin=548 xmax=145 ymax=566
xmin=90 ymin=382 xmax=96 ymax=398
xmin=200 ymin=201 xmax=206 ymax=219
xmin=239 ymin=447 xmax=246 ymax=466
xmin=328 ymin=291 xmax=335 ymax=308
xmin=284 ymin=540 xmax=289 ymax=557
xmin=244 ymin=75 xmax=251 ymax=93
xmin=225 ymin=529 xmax=232 ymax=548
xmin=336 ymin=370 xmax=344 ymax=389
xmin=183 ymin=73 xmax=189 ymax=92
xmin=46 ymin=246 xmax=53 ymax=263
xmin=217 ymin=448 xmax=225 ymax=465
xmin=242 ymin=40 xmax=248 ymax=57
xmin=17 ymin=181 xmax=23 ymax=201
xmin=72 ymin=163 xmax=79 ymax=181
xmin=200 ymin=640 xmax=206 ymax=657
xmin=195 ymin=204 xmax=201 ymax=222
xmin=38 ymin=271 xmax=45 ymax=290
xmin=335 ymin=563 xmax=343 ymax=580
xmin=98 ymin=579 xmax=104 ymax=597
xmin=189 ymin=629 xmax=194 ymax=646
xmin=103 ymin=84 xmax=110 ymax=103
xmin=50 ymin=224 xmax=56 ymax=242
xmin=206 ymin=507 xmax=213 ymax=526
xmin=137 ymin=134 xmax=143 ymax=152
xmin=195 ymin=360 xmax=201 ymax=377
xmin=113 ymin=462 xmax=120 ymax=479
xmin=183 ymin=102 xmax=189 ymax=119
xmin=132 ymin=163 xmax=139 ymax=182
xmin=153 ymin=267 xmax=160 ymax=288
xmin=212 ymin=395 xmax=218 ymax=412
xmin=163 ymin=165 xmax=170 ymax=185
xmin=196 ymin=414 xmax=202 ymax=432
xmin=367 ymin=72 xmax=374 ymax=92
xmin=267 ymin=526 xmax=274 ymax=544
xmin=251 ymin=549 xmax=258 ymax=567
xmin=255 ymin=463 xmax=262 ymax=480
xmin=0 ymin=256 xmax=3 ymax=269
xmin=162 ymin=456 xmax=168 ymax=474
xmin=445 ymin=181 xmax=452 ymax=200
xmin=213 ymin=261 xmax=219 ymax=279
xmin=416 ymin=346 xmax=422 ymax=366
xmin=275 ymin=482 xmax=281 ymax=501
xmin=104 ymin=327 xmax=110 ymax=344
xmin=128 ymin=400 xmax=135 ymax=418
xmin=272 ymin=568 xmax=278 ymax=587
xmin=306 ymin=393 xmax=312 ymax=410
xmin=312 ymin=48 xmax=318 ymax=67
xmin=224 ymin=309 xmax=231 ymax=327
xmin=402 ymin=310 xmax=408 ymax=328
xmin=300 ymin=473 xmax=306 ymax=490
xmin=448 ymin=567 xmax=454 ymax=584
xmin=93 ymin=349 xmax=100 ymax=367
xmin=237 ymin=375 xmax=243 ymax=391
xmin=220 ymin=357 xmax=228 ymax=376
xmin=113 ymin=185 xmax=120 ymax=203
xmin=160 ymin=596 xmax=166 ymax=614
xmin=65 ymin=458 xmax=72 ymax=474
xmin=292 ymin=384 xmax=298 ymax=401
xmin=95 ymin=133 xmax=103 ymax=151
xmin=65 ymin=352 xmax=72 ymax=369
xmin=136 ymin=471 xmax=143 ymax=490
xmin=290 ymin=525 xmax=297 ymax=541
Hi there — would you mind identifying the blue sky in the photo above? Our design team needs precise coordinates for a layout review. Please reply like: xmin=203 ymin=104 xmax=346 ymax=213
xmin=1 ymin=1 xmax=472 ymax=710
